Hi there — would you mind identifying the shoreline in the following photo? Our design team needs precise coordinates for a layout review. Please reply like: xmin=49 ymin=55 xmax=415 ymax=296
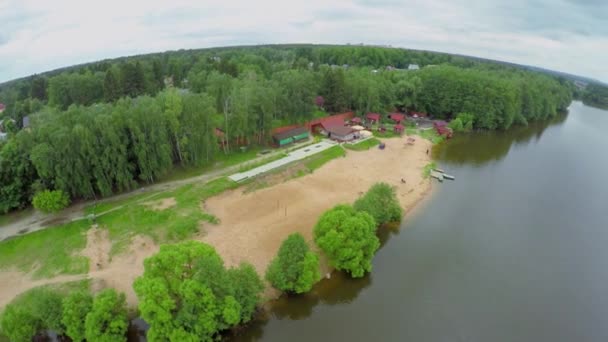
xmin=0 ymin=135 xmax=434 ymax=311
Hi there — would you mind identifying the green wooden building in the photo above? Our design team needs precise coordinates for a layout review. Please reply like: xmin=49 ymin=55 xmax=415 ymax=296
xmin=272 ymin=127 xmax=309 ymax=147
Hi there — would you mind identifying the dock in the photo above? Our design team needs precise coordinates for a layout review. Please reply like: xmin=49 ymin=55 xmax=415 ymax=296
xmin=430 ymin=169 xmax=455 ymax=182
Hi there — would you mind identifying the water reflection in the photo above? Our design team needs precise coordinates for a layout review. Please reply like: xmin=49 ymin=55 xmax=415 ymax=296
xmin=434 ymin=113 xmax=568 ymax=166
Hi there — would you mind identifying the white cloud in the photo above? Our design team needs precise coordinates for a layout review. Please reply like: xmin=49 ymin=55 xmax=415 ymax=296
xmin=0 ymin=0 xmax=606 ymax=82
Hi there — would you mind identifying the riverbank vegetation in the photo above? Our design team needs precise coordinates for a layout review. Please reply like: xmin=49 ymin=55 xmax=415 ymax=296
xmin=0 ymin=281 xmax=128 ymax=342
xmin=0 ymin=45 xmax=574 ymax=214
xmin=353 ymin=183 xmax=403 ymax=225
xmin=133 ymin=241 xmax=263 ymax=341
xmin=266 ymin=233 xmax=320 ymax=294
xmin=581 ymin=83 xmax=608 ymax=109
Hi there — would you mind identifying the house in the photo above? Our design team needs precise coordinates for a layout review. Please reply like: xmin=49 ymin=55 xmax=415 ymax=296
xmin=0 ymin=132 xmax=7 ymax=141
xmin=394 ymin=124 xmax=404 ymax=134
xmin=272 ymin=127 xmax=309 ymax=147
xmin=22 ymin=116 xmax=31 ymax=129
xmin=350 ymin=117 xmax=362 ymax=125
xmin=366 ymin=113 xmax=381 ymax=123
xmin=408 ymin=64 xmax=420 ymax=70
xmin=0 ymin=103 xmax=5 ymax=113
xmin=433 ymin=121 xmax=453 ymax=138
xmin=409 ymin=111 xmax=428 ymax=118
xmin=389 ymin=113 xmax=405 ymax=123
xmin=433 ymin=120 xmax=448 ymax=129
xmin=326 ymin=125 xmax=357 ymax=142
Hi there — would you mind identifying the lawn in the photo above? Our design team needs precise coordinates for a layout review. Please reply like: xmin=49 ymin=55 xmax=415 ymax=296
xmin=305 ymin=145 xmax=346 ymax=171
xmin=0 ymin=220 xmax=89 ymax=279
xmin=344 ymin=138 xmax=380 ymax=151
xmin=373 ymin=130 xmax=403 ymax=139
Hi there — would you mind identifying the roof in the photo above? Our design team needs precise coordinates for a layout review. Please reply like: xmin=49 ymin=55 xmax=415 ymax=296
xmin=434 ymin=120 xmax=448 ymax=127
xmin=394 ymin=124 xmax=404 ymax=129
xmin=273 ymin=127 xmax=308 ymax=141
xmin=0 ymin=103 xmax=5 ymax=110
xmin=366 ymin=113 xmax=381 ymax=121
xmin=390 ymin=113 xmax=405 ymax=122
xmin=320 ymin=118 xmax=344 ymax=131
xmin=408 ymin=64 xmax=420 ymax=70
xmin=351 ymin=117 xmax=362 ymax=123
xmin=327 ymin=125 xmax=355 ymax=136
xmin=22 ymin=116 xmax=30 ymax=128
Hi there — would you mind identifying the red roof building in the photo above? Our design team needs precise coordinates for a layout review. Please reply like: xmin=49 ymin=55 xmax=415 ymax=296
xmin=326 ymin=125 xmax=357 ymax=142
xmin=0 ymin=103 xmax=5 ymax=112
xmin=410 ymin=111 xmax=428 ymax=118
xmin=394 ymin=123 xmax=404 ymax=133
xmin=366 ymin=113 xmax=381 ymax=122
xmin=389 ymin=113 xmax=405 ymax=123
xmin=351 ymin=117 xmax=362 ymax=124
xmin=433 ymin=120 xmax=448 ymax=129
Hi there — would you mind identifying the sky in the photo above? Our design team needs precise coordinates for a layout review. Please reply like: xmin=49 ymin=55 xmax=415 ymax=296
xmin=1 ymin=0 xmax=607 ymax=83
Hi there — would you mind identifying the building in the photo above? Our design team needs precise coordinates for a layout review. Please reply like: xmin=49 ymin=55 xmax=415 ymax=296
xmin=0 ymin=103 xmax=5 ymax=113
xmin=389 ymin=113 xmax=405 ymax=123
xmin=350 ymin=117 xmax=362 ymax=125
xmin=272 ymin=127 xmax=309 ymax=147
xmin=366 ymin=113 xmax=381 ymax=123
xmin=408 ymin=64 xmax=420 ymax=70
xmin=394 ymin=123 xmax=404 ymax=134
xmin=326 ymin=125 xmax=357 ymax=142
xmin=22 ymin=116 xmax=31 ymax=129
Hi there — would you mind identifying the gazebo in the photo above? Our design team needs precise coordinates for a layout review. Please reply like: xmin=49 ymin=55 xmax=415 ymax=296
xmin=351 ymin=117 xmax=362 ymax=125
xmin=389 ymin=113 xmax=406 ymax=123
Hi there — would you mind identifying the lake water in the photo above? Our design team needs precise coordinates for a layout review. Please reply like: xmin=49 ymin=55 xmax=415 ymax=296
xmin=233 ymin=101 xmax=608 ymax=342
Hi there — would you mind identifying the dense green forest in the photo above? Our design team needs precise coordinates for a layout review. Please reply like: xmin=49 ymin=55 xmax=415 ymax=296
xmin=581 ymin=83 xmax=608 ymax=109
xmin=0 ymin=45 xmax=574 ymax=213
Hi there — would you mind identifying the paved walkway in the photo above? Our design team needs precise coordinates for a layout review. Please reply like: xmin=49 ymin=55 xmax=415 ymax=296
xmin=229 ymin=140 xmax=337 ymax=182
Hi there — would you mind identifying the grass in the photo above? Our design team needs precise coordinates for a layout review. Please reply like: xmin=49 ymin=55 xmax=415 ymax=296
xmin=344 ymin=138 xmax=380 ymax=151
xmin=99 ymin=177 xmax=238 ymax=256
xmin=0 ymin=220 xmax=89 ymax=279
xmin=423 ymin=162 xmax=438 ymax=178
xmin=373 ymin=130 xmax=402 ymax=139
xmin=406 ymin=127 xmax=446 ymax=145
xmin=305 ymin=145 xmax=346 ymax=171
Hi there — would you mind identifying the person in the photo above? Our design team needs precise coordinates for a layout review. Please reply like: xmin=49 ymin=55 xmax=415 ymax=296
xmin=426 ymin=149 xmax=429 ymax=155
xmin=401 ymin=178 xmax=406 ymax=184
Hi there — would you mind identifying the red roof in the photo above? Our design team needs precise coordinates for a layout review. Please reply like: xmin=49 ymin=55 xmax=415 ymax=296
xmin=0 ymin=103 xmax=5 ymax=110
xmin=366 ymin=113 xmax=381 ymax=121
xmin=351 ymin=117 xmax=362 ymax=123
xmin=327 ymin=125 xmax=355 ymax=136
xmin=390 ymin=113 xmax=405 ymax=122
xmin=433 ymin=120 xmax=448 ymax=128
xmin=410 ymin=111 xmax=427 ymax=117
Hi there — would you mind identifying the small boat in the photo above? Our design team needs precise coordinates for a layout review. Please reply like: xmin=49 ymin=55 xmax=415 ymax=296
xmin=432 ymin=168 xmax=445 ymax=173
xmin=430 ymin=171 xmax=444 ymax=182
xmin=443 ymin=174 xmax=455 ymax=180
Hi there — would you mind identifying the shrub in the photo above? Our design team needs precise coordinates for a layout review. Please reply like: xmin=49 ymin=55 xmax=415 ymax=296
xmin=313 ymin=205 xmax=379 ymax=277
xmin=266 ymin=233 xmax=320 ymax=294
xmin=62 ymin=291 xmax=93 ymax=342
xmin=354 ymin=183 xmax=403 ymax=225
xmin=32 ymin=190 xmax=70 ymax=213
xmin=448 ymin=118 xmax=464 ymax=132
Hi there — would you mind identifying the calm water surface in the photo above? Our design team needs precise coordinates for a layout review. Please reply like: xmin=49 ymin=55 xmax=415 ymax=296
xmin=233 ymin=101 xmax=608 ymax=342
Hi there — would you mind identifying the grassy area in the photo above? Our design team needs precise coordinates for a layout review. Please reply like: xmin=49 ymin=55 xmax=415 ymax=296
xmin=373 ymin=130 xmax=402 ymax=139
xmin=0 ymin=220 xmax=89 ymax=279
xmin=422 ymin=162 xmax=438 ymax=178
xmin=344 ymin=138 xmax=380 ymax=151
xmin=305 ymin=145 xmax=346 ymax=171
xmin=98 ymin=177 xmax=238 ymax=255
xmin=419 ymin=129 xmax=445 ymax=144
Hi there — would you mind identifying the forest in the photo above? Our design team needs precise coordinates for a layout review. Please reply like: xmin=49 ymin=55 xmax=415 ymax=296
xmin=0 ymin=45 xmax=574 ymax=213
xmin=581 ymin=83 xmax=608 ymax=109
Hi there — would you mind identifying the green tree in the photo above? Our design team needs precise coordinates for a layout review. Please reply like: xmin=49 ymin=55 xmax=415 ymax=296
xmin=265 ymin=233 xmax=320 ymax=293
xmin=314 ymin=205 xmax=379 ymax=278
xmin=103 ymin=68 xmax=121 ymax=102
xmin=32 ymin=189 xmax=70 ymax=213
xmin=0 ymin=306 xmax=38 ymax=342
xmin=353 ymin=183 xmax=403 ymax=225
xmin=84 ymin=289 xmax=128 ymax=342
xmin=134 ymin=241 xmax=263 ymax=341
xmin=30 ymin=76 xmax=48 ymax=101
xmin=62 ymin=291 xmax=93 ymax=342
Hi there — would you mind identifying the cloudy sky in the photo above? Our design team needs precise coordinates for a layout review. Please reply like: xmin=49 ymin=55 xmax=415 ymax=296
xmin=1 ymin=0 xmax=607 ymax=83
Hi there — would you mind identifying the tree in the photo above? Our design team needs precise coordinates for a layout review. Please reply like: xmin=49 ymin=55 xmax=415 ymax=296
xmin=0 ymin=306 xmax=38 ymax=342
xmin=84 ymin=289 xmax=128 ymax=342
xmin=353 ymin=183 xmax=403 ymax=225
xmin=314 ymin=205 xmax=379 ymax=277
xmin=32 ymin=189 xmax=70 ymax=213
xmin=134 ymin=241 xmax=263 ymax=341
xmin=266 ymin=233 xmax=320 ymax=293
xmin=62 ymin=291 xmax=93 ymax=342
xmin=30 ymin=76 xmax=48 ymax=101
xmin=103 ymin=68 xmax=121 ymax=102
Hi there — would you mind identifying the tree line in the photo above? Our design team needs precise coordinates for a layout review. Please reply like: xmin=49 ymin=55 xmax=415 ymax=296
xmin=0 ymin=45 xmax=574 ymax=213
xmin=581 ymin=83 xmax=608 ymax=109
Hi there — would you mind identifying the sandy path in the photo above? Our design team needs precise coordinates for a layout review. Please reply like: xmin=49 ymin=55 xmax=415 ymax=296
xmin=0 ymin=136 xmax=431 ymax=308
xmin=202 ymin=136 xmax=432 ymax=280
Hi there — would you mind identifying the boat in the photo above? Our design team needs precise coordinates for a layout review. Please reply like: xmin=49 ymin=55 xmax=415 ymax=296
xmin=432 ymin=168 xmax=445 ymax=173
xmin=443 ymin=174 xmax=455 ymax=180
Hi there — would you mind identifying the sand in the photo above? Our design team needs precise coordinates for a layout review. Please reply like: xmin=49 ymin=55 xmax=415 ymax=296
xmin=201 ymin=136 xmax=432 ymax=282
xmin=0 ymin=136 xmax=432 ymax=308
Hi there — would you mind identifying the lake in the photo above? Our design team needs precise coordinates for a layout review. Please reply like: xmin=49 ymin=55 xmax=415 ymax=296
xmin=232 ymin=101 xmax=608 ymax=342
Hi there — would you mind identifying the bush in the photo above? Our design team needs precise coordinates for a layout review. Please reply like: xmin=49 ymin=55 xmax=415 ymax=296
xmin=354 ymin=183 xmax=403 ymax=225
xmin=448 ymin=118 xmax=464 ymax=132
xmin=32 ymin=190 xmax=70 ymax=213
xmin=0 ymin=306 xmax=38 ymax=342
xmin=62 ymin=291 xmax=93 ymax=342
xmin=84 ymin=289 xmax=128 ymax=342
xmin=313 ymin=205 xmax=379 ymax=277
xmin=266 ymin=233 xmax=320 ymax=294
xmin=134 ymin=241 xmax=264 ymax=341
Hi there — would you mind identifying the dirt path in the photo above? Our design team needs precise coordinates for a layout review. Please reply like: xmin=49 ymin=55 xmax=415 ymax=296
xmin=202 ymin=136 xmax=433 ymax=280
xmin=0 ymin=141 xmax=312 ymax=241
